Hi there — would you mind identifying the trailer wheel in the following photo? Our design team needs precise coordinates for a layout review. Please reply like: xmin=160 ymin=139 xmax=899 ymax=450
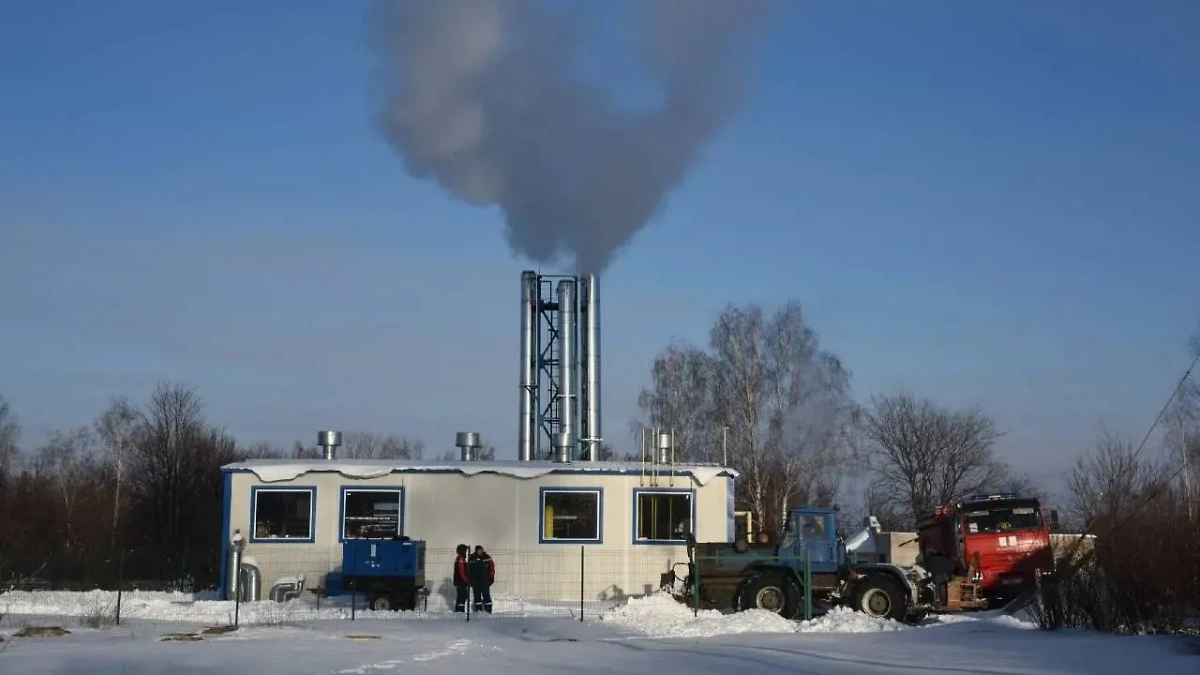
xmin=738 ymin=573 xmax=798 ymax=619
xmin=853 ymin=576 xmax=906 ymax=622
xmin=369 ymin=593 xmax=394 ymax=612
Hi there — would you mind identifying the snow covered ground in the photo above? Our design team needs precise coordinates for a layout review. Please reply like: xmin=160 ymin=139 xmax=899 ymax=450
xmin=1 ymin=590 xmax=1195 ymax=674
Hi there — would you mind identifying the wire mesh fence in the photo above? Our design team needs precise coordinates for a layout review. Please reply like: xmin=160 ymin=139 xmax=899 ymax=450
xmin=685 ymin=549 xmax=818 ymax=621
xmin=0 ymin=544 xmax=689 ymax=630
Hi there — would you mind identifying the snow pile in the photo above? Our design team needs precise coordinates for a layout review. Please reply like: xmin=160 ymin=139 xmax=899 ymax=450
xmin=0 ymin=589 xmax=609 ymax=626
xmin=796 ymin=606 xmax=909 ymax=633
xmin=599 ymin=593 xmax=798 ymax=638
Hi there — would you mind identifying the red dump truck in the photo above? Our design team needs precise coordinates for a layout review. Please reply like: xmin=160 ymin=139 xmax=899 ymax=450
xmin=915 ymin=492 xmax=1056 ymax=604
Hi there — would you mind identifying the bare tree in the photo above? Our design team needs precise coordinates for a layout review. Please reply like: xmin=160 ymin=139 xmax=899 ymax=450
xmin=636 ymin=340 xmax=717 ymax=462
xmin=860 ymin=391 xmax=1007 ymax=526
xmin=341 ymin=431 xmax=425 ymax=459
xmin=34 ymin=426 xmax=98 ymax=550
xmin=236 ymin=440 xmax=283 ymax=458
xmin=94 ymin=396 xmax=140 ymax=548
xmin=0 ymin=395 xmax=19 ymax=475
xmin=292 ymin=439 xmax=321 ymax=458
xmin=127 ymin=381 xmax=208 ymax=554
xmin=1065 ymin=428 xmax=1165 ymax=530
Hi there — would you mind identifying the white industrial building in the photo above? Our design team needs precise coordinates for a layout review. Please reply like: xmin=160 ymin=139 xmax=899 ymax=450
xmin=219 ymin=451 xmax=737 ymax=609
xmin=218 ymin=271 xmax=743 ymax=609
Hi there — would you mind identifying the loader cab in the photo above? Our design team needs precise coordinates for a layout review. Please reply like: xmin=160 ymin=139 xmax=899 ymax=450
xmin=779 ymin=507 xmax=841 ymax=574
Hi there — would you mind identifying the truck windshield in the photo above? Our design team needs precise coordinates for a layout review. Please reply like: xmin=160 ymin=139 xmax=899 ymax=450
xmin=964 ymin=506 xmax=1043 ymax=533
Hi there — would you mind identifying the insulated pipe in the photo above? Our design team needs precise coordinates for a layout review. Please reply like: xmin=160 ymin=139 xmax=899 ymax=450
xmin=519 ymin=271 xmax=538 ymax=462
xmin=580 ymin=274 xmax=602 ymax=461
xmin=556 ymin=279 xmax=577 ymax=460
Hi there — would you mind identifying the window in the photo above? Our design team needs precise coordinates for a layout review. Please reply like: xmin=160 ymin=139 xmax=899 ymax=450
xmin=342 ymin=488 xmax=403 ymax=540
xmin=965 ymin=506 xmax=1043 ymax=533
xmin=635 ymin=490 xmax=692 ymax=543
xmin=540 ymin=489 xmax=601 ymax=543
xmin=252 ymin=488 xmax=314 ymax=542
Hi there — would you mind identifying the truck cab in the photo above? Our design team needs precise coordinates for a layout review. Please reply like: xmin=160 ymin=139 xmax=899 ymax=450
xmin=916 ymin=492 xmax=1054 ymax=602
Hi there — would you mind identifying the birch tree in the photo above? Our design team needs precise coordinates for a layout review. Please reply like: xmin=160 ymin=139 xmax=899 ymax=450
xmin=636 ymin=340 xmax=717 ymax=462
xmin=707 ymin=301 xmax=852 ymax=535
xmin=95 ymin=397 xmax=140 ymax=548
xmin=763 ymin=304 xmax=855 ymax=529
xmin=34 ymin=426 xmax=97 ymax=550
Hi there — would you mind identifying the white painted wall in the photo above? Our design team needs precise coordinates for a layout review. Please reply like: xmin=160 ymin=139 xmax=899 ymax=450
xmin=225 ymin=463 xmax=733 ymax=608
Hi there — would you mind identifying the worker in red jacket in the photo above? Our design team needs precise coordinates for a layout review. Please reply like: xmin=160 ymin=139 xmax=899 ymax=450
xmin=452 ymin=544 xmax=470 ymax=612
xmin=468 ymin=545 xmax=494 ymax=613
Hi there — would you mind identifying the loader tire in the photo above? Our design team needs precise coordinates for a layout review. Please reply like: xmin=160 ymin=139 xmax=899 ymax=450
xmin=853 ymin=575 xmax=907 ymax=622
xmin=737 ymin=573 xmax=798 ymax=619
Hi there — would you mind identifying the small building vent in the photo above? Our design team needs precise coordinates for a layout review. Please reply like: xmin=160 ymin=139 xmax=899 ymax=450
xmin=456 ymin=431 xmax=482 ymax=461
xmin=317 ymin=430 xmax=342 ymax=461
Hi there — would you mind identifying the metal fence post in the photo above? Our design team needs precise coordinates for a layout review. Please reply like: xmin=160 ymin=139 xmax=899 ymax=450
xmin=350 ymin=544 xmax=357 ymax=621
xmin=115 ymin=548 xmax=125 ymax=626
xmin=803 ymin=551 xmax=812 ymax=621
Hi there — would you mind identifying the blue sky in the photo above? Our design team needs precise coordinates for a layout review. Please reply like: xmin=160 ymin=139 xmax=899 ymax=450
xmin=1 ymin=1 xmax=1197 ymax=496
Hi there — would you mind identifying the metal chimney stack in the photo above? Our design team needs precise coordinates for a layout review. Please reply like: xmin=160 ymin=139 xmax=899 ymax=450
xmin=456 ymin=431 xmax=481 ymax=461
xmin=579 ymin=274 xmax=602 ymax=462
xmin=317 ymin=430 xmax=342 ymax=461
xmin=518 ymin=271 xmax=538 ymax=462
xmin=557 ymin=278 xmax=577 ymax=461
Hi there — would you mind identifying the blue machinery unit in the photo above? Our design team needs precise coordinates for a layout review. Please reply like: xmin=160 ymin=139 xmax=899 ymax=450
xmin=339 ymin=537 xmax=426 ymax=612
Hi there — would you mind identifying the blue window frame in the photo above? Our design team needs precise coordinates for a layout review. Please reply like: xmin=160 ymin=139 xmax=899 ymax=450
xmin=633 ymin=488 xmax=695 ymax=545
xmin=339 ymin=487 xmax=405 ymax=542
xmin=250 ymin=486 xmax=317 ymax=543
xmin=539 ymin=487 xmax=603 ymax=544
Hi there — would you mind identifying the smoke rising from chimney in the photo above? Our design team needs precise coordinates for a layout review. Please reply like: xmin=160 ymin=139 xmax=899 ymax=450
xmin=368 ymin=0 xmax=771 ymax=275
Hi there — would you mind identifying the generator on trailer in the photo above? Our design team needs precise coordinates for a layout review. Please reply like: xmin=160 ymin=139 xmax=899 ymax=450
xmin=340 ymin=537 xmax=427 ymax=612
xmin=665 ymin=506 xmax=990 ymax=624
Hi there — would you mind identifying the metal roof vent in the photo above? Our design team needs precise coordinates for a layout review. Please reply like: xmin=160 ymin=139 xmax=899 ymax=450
xmin=318 ymin=430 xmax=342 ymax=461
xmin=456 ymin=431 xmax=482 ymax=461
xmin=656 ymin=431 xmax=673 ymax=465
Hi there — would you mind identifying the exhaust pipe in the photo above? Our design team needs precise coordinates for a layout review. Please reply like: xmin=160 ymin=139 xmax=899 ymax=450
xmin=580 ymin=274 xmax=602 ymax=461
xmin=519 ymin=271 xmax=538 ymax=462
xmin=557 ymin=279 xmax=577 ymax=461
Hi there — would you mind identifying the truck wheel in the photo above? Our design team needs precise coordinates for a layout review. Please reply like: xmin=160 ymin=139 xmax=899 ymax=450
xmin=370 ymin=593 xmax=393 ymax=611
xmin=853 ymin=576 xmax=906 ymax=622
xmin=738 ymin=574 xmax=798 ymax=619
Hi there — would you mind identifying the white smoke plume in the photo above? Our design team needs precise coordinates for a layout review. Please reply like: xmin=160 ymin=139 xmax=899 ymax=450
xmin=368 ymin=0 xmax=772 ymax=274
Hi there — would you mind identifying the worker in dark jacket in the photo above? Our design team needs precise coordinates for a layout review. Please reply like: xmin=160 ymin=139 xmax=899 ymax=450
xmin=452 ymin=544 xmax=470 ymax=612
xmin=468 ymin=545 xmax=495 ymax=613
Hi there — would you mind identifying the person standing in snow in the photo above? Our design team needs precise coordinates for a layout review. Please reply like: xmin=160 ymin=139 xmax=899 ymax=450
xmin=468 ymin=545 xmax=495 ymax=613
xmin=452 ymin=544 xmax=470 ymax=612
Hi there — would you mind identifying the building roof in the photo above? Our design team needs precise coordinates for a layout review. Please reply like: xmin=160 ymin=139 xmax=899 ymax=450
xmin=221 ymin=458 xmax=739 ymax=486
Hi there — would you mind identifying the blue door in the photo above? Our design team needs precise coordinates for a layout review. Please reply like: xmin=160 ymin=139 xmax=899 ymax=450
xmin=797 ymin=513 xmax=839 ymax=573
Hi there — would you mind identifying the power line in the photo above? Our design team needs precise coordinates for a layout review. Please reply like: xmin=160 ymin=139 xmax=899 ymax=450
xmin=1129 ymin=349 xmax=1199 ymax=467
xmin=1058 ymin=348 xmax=1199 ymax=561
